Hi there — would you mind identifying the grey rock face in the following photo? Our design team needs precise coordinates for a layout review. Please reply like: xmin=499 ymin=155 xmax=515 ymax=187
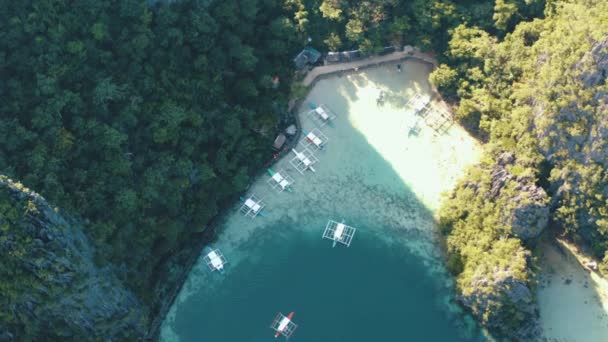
xmin=488 ymin=152 xmax=550 ymax=240
xmin=534 ymin=37 xmax=608 ymax=233
xmin=0 ymin=176 xmax=146 ymax=340
xmin=459 ymin=251 xmax=541 ymax=340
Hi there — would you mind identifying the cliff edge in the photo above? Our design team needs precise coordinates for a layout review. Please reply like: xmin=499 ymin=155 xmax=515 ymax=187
xmin=0 ymin=176 xmax=146 ymax=340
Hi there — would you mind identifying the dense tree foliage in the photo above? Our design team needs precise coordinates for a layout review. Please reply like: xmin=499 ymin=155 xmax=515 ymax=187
xmin=302 ymin=0 xmax=545 ymax=54
xmin=437 ymin=0 xmax=608 ymax=333
xmin=0 ymin=0 xmax=302 ymax=303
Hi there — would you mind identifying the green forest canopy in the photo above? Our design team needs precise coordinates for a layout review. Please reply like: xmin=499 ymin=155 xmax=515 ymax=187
xmin=19 ymin=0 xmax=608 ymax=340
xmin=1 ymin=0 xmax=553 ymax=331
xmin=436 ymin=0 xmax=608 ymax=333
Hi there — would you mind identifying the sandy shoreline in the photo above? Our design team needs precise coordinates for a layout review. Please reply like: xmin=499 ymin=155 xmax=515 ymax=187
xmin=538 ymin=237 xmax=608 ymax=341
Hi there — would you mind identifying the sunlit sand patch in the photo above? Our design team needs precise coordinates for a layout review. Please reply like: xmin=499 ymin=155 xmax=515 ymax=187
xmin=538 ymin=239 xmax=608 ymax=341
xmin=316 ymin=60 xmax=481 ymax=210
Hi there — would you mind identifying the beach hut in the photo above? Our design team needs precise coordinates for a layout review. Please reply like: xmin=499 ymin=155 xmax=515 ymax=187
xmin=293 ymin=46 xmax=321 ymax=69
xmin=203 ymin=247 xmax=227 ymax=273
xmin=270 ymin=312 xmax=297 ymax=339
xmin=301 ymin=128 xmax=328 ymax=151
xmin=290 ymin=147 xmax=318 ymax=174
xmin=307 ymin=103 xmax=337 ymax=127
xmin=267 ymin=168 xmax=294 ymax=193
xmin=340 ymin=50 xmax=362 ymax=62
xmin=239 ymin=195 xmax=265 ymax=218
xmin=323 ymin=219 xmax=357 ymax=247
xmin=326 ymin=52 xmax=341 ymax=64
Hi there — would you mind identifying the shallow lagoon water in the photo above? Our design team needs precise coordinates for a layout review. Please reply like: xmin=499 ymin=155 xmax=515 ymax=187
xmin=161 ymin=60 xmax=484 ymax=341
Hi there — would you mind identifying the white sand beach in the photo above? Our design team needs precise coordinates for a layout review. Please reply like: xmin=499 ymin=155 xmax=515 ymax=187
xmin=538 ymin=239 xmax=608 ymax=341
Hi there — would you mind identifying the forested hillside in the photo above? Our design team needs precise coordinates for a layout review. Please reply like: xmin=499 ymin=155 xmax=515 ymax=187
xmin=0 ymin=176 xmax=146 ymax=339
xmin=0 ymin=0 xmax=551 ymax=339
xmin=436 ymin=0 xmax=608 ymax=338
xmin=0 ymin=0 xmax=303 ymax=307
xmin=297 ymin=0 xmax=545 ymax=54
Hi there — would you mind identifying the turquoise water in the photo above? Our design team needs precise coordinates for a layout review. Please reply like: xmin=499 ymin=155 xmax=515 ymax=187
xmin=161 ymin=61 xmax=485 ymax=342
xmin=171 ymin=224 xmax=480 ymax=341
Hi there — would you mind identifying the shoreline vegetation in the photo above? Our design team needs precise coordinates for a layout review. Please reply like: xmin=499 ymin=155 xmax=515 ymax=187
xmin=4 ymin=0 xmax=608 ymax=340
xmin=436 ymin=0 xmax=608 ymax=339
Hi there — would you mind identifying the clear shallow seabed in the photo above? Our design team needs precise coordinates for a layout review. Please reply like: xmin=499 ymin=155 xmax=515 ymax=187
xmin=161 ymin=60 xmax=485 ymax=342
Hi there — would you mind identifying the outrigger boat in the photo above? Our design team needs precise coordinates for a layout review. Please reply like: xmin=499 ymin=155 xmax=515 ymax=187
xmin=302 ymin=128 xmax=325 ymax=149
xmin=202 ymin=247 xmax=227 ymax=274
xmin=323 ymin=219 xmax=356 ymax=247
xmin=271 ymin=312 xmax=297 ymax=339
xmin=239 ymin=196 xmax=266 ymax=218
xmin=332 ymin=220 xmax=346 ymax=248
xmin=267 ymin=168 xmax=293 ymax=192
xmin=291 ymin=148 xmax=316 ymax=173
xmin=307 ymin=101 xmax=336 ymax=126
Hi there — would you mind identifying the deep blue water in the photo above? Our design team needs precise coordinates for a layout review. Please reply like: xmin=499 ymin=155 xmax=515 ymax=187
xmin=169 ymin=221 xmax=482 ymax=342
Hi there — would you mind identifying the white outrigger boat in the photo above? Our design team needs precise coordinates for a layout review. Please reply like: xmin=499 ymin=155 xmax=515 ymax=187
xmin=290 ymin=148 xmax=318 ymax=174
xmin=302 ymin=128 xmax=327 ymax=150
xmin=270 ymin=312 xmax=297 ymax=339
xmin=307 ymin=102 xmax=336 ymax=127
xmin=239 ymin=195 xmax=265 ymax=218
xmin=323 ymin=219 xmax=357 ymax=247
xmin=202 ymin=247 xmax=227 ymax=274
xmin=267 ymin=168 xmax=294 ymax=193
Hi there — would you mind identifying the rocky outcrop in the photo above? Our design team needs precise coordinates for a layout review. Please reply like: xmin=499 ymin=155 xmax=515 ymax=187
xmin=532 ymin=37 xmax=608 ymax=241
xmin=0 ymin=176 xmax=146 ymax=340
xmin=452 ymin=153 xmax=548 ymax=340
xmin=459 ymin=247 xmax=540 ymax=340
xmin=489 ymin=152 xmax=550 ymax=240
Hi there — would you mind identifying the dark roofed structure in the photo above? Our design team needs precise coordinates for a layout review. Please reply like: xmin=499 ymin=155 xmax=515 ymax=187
xmin=340 ymin=50 xmax=362 ymax=62
xmin=326 ymin=52 xmax=341 ymax=64
xmin=273 ymin=133 xmax=287 ymax=150
xmin=293 ymin=47 xmax=321 ymax=69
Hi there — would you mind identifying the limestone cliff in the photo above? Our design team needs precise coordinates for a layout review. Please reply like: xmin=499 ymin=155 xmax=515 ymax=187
xmin=490 ymin=152 xmax=550 ymax=241
xmin=532 ymin=36 xmax=608 ymax=263
xmin=458 ymin=246 xmax=540 ymax=340
xmin=0 ymin=176 xmax=146 ymax=340
xmin=453 ymin=152 xmax=547 ymax=339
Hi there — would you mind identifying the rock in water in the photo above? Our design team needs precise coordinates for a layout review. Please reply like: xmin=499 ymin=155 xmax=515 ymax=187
xmin=0 ymin=176 xmax=146 ymax=339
